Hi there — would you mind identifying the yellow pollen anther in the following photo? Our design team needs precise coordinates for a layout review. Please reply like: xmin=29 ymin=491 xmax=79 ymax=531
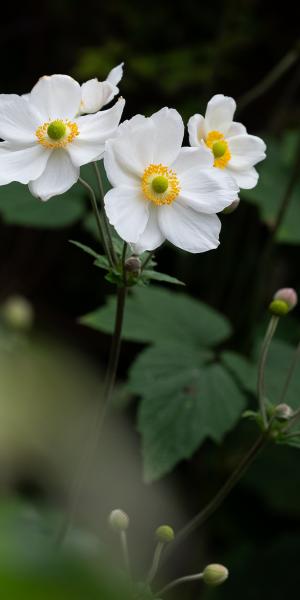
xmin=141 ymin=164 xmax=180 ymax=206
xmin=206 ymin=130 xmax=231 ymax=168
xmin=36 ymin=119 xmax=79 ymax=149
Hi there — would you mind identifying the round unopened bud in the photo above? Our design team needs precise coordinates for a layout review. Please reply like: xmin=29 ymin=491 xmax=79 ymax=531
xmin=108 ymin=509 xmax=129 ymax=531
xmin=274 ymin=403 xmax=294 ymax=421
xmin=125 ymin=256 xmax=141 ymax=276
xmin=274 ymin=288 xmax=298 ymax=311
xmin=1 ymin=295 xmax=34 ymax=331
xmin=269 ymin=299 xmax=289 ymax=316
xmin=155 ymin=525 xmax=175 ymax=543
xmin=222 ymin=197 xmax=240 ymax=215
xmin=203 ymin=564 xmax=229 ymax=587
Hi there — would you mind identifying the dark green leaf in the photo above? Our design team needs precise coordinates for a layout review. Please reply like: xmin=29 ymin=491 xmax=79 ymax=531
xmin=131 ymin=343 xmax=246 ymax=481
xmin=142 ymin=269 xmax=185 ymax=286
xmin=80 ymin=286 xmax=232 ymax=347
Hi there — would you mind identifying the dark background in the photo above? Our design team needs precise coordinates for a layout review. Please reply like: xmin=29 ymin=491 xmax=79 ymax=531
xmin=0 ymin=1 xmax=300 ymax=598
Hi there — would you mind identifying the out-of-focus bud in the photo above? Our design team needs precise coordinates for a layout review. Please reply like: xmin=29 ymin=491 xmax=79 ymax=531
xmin=1 ymin=295 xmax=34 ymax=331
xmin=155 ymin=525 xmax=175 ymax=543
xmin=222 ymin=197 xmax=240 ymax=215
xmin=274 ymin=288 xmax=298 ymax=310
xmin=125 ymin=256 xmax=141 ymax=277
xmin=108 ymin=509 xmax=129 ymax=531
xmin=269 ymin=288 xmax=298 ymax=316
xmin=274 ymin=403 xmax=294 ymax=421
xmin=203 ymin=564 xmax=229 ymax=587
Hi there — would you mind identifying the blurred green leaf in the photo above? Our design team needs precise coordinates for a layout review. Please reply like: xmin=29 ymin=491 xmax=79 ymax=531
xmin=141 ymin=269 xmax=185 ymax=286
xmin=241 ymin=131 xmax=300 ymax=244
xmin=80 ymin=286 xmax=232 ymax=347
xmin=130 ymin=343 xmax=246 ymax=481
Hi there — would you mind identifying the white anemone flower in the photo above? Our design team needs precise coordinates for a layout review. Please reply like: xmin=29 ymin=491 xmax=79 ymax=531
xmin=0 ymin=74 xmax=125 ymax=201
xmin=188 ymin=94 xmax=266 ymax=189
xmin=80 ymin=63 xmax=124 ymax=114
xmin=104 ymin=108 xmax=239 ymax=254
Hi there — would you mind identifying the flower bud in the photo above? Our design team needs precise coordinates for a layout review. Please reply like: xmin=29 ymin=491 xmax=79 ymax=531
xmin=108 ymin=509 xmax=129 ymax=531
xmin=203 ymin=564 xmax=229 ymax=587
xmin=155 ymin=525 xmax=175 ymax=543
xmin=274 ymin=288 xmax=298 ymax=311
xmin=1 ymin=295 xmax=34 ymax=331
xmin=125 ymin=256 xmax=141 ymax=276
xmin=274 ymin=403 xmax=294 ymax=421
xmin=222 ymin=197 xmax=240 ymax=215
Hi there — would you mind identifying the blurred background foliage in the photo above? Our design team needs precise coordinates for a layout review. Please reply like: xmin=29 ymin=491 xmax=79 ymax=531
xmin=0 ymin=0 xmax=300 ymax=598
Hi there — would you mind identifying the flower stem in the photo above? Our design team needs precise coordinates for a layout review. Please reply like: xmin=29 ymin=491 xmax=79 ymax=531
xmin=54 ymin=282 xmax=127 ymax=546
xmin=79 ymin=176 xmax=114 ymax=267
xmin=165 ymin=433 xmax=267 ymax=558
xmin=157 ymin=572 xmax=203 ymax=596
xmin=120 ymin=530 xmax=131 ymax=576
xmin=93 ymin=162 xmax=118 ymax=266
xmin=146 ymin=542 xmax=164 ymax=584
xmin=141 ymin=252 xmax=154 ymax=271
xmin=257 ymin=315 xmax=279 ymax=427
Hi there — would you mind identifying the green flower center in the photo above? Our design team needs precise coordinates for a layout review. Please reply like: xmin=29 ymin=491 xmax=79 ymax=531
xmin=151 ymin=175 xmax=169 ymax=194
xmin=212 ymin=140 xmax=227 ymax=159
xmin=47 ymin=120 xmax=67 ymax=141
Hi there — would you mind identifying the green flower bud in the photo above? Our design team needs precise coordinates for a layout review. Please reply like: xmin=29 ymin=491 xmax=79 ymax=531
xmin=203 ymin=564 xmax=229 ymax=587
xmin=268 ymin=299 xmax=290 ymax=316
xmin=47 ymin=120 xmax=67 ymax=140
xmin=274 ymin=288 xmax=298 ymax=311
xmin=152 ymin=176 xmax=169 ymax=194
xmin=108 ymin=509 xmax=129 ymax=531
xmin=1 ymin=295 xmax=34 ymax=331
xmin=155 ymin=525 xmax=175 ymax=543
xmin=125 ymin=256 xmax=141 ymax=276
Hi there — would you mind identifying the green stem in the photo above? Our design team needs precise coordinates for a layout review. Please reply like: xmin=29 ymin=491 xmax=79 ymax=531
xmin=54 ymin=283 xmax=127 ymax=546
xmin=120 ymin=530 xmax=131 ymax=576
xmin=79 ymin=176 xmax=114 ymax=268
xmin=157 ymin=573 xmax=203 ymax=596
xmin=93 ymin=162 xmax=118 ymax=266
xmin=165 ymin=434 xmax=267 ymax=556
xmin=146 ymin=542 xmax=164 ymax=584
xmin=257 ymin=315 xmax=279 ymax=427
xmin=141 ymin=252 xmax=154 ymax=271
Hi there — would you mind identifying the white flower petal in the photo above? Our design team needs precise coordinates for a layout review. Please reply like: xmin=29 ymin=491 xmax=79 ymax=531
xmin=205 ymin=94 xmax=236 ymax=136
xmin=28 ymin=150 xmax=79 ymax=201
xmin=104 ymin=186 xmax=149 ymax=243
xmin=227 ymin=121 xmax=247 ymax=137
xmin=0 ymin=96 xmax=41 ymax=144
xmin=227 ymin=165 xmax=259 ymax=189
xmin=104 ymin=117 xmax=155 ymax=186
xmin=0 ymin=93 xmax=20 ymax=105
xmin=228 ymin=134 xmax=266 ymax=169
xmin=68 ymin=98 xmax=125 ymax=167
xmin=150 ymin=108 xmax=184 ymax=165
xmin=80 ymin=80 xmax=117 ymax=114
xmin=106 ymin=63 xmax=124 ymax=86
xmin=158 ymin=201 xmax=221 ymax=253
xmin=188 ymin=113 xmax=205 ymax=146
xmin=0 ymin=143 xmax=50 ymax=185
xmin=30 ymin=75 xmax=82 ymax=120
xmin=179 ymin=167 xmax=238 ymax=214
xmin=133 ymin=205 xmax=165 ymax=253
xmin=172 ymin=146 xmax=213 ymax=174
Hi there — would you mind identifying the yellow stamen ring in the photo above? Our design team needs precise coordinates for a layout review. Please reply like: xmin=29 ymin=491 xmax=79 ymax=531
xmin=36 ymin=119 xmax=79 ymax=149
xmin=206 ymin=130 xmax=231 ymax=168
xmin=141 ymin=164 xmax=180 ymax=205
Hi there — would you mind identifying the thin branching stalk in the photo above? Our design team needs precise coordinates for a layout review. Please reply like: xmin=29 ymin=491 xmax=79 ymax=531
xmin=79 ymin=176 xmax=114 ymax=267
xmin=278 ymin=339 xmax=300 ymax=405
xmin=157 ymin=573 xmax=203 ymax=596
xmin=257 ymin=315 xmax=279 ymax=427
xmin=93 ymin=162 xmax=118 ymax=266
xmin=146 ymin=542 xmax=164 ymax=584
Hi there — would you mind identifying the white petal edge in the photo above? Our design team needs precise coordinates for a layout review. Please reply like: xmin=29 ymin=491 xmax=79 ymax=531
xmin=179 ymin=167 xmax=238 ymax=214
xmin=0 ymin=96 xmax=42 ymax=144
xmin=172 ymin=146 xmax=213 ymax=174
xmin=158 ymin=201 xmax=221 ymax=253
xmin=228 ymin=134 xmax=266 ymax=170
xmin=227 ymin=121 xmax=247 ymax=137
xmin=205 ymin=94 xmax=236 ymax=136
xmin=188 ymin=114 xmax=205 ymax=147
xmin=132 ymin=204 xmax=165 ymax=253
xmin=28 ymin=149 xmax=79 ymax=201
xmin=0 ymin=143 xmax=50 ymax=185
xmin=226 ymin=165 xmax=259 ymax=189
xmin=106 ymin=63 xmax=124 ymax=87
xmin=30 ymin=74 xmax=82 ymax=120
xmin=104 ymin=185 xmax=150 ymax=244
xmin=80 ymin=80 xmax=117 ymax=114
